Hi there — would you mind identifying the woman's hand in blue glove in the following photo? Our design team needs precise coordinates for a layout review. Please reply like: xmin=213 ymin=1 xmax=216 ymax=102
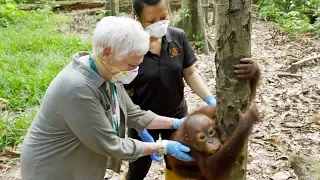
xmin=161 ymin=140 xmax=194 ymax=162
xmin=205 ymin=95 xmax=216 ymax=106
xmin=149 ymin=153 xmax=162 ymax=162
xmin=171 ymin=117 xmax=186 ymax=129
xmin=138 ymin=129 xmax=162 ymax=162
xmin=138 ymin=129 xmax=154 ymax=142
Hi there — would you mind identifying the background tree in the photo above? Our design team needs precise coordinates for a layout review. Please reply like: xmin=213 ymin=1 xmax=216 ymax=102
xmin=177 ymin=0 xmax=201 ymax=39
xmin=105 ymin=0 xmax=119 ymax=16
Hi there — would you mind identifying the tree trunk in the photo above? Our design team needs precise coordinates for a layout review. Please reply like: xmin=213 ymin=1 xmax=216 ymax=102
xmin=179 ymin=0 xmax=202 ymax=40
xmin=115 ymin=0 xmax=119 ymax=14
xmin=214 ymin=0 xmax=252 ymax=179
xmin=289 ymin=154 xmax=320 ymax=180
xmin=211 ymin=1 xmax=216 ymax=25
xmin=197 ymin=0 xmax=209 ymax=54
xmin=202 ymin=0 xmax=209 ymax=23
xmin=251 ymin=0 xmax=258 ymax=4
xmin=110 ymin=0 xmax=116 ymax=15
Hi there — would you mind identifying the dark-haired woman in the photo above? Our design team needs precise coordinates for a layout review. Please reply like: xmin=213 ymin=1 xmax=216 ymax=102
xmin=123 ymin=0 xmax=259 ymax=179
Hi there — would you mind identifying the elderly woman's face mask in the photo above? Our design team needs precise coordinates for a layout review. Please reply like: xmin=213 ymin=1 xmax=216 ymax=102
xmin=93 ymin=53 xmax=139 ymax=84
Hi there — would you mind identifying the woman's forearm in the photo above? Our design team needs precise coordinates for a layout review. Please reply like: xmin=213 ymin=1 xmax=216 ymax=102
xmin=183 ymin=66 xmax=212 ymax=101
xmin=145 ymin=115 xmax=173 ymax=129
xmin=143 ymin=142 xmax=161 ymax=156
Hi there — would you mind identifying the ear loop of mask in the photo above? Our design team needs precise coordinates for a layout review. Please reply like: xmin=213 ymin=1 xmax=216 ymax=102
xmin=165 ymin=0 xmax=172 ymax=24
xmin=132 ymin=7 xmax=140 ymax=21
xmin=92 ymin=53 xmax=129 ymax=81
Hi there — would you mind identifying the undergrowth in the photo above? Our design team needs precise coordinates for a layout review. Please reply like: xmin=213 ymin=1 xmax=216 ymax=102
xmin=0 ymin=3 xmax=91 ymax=151
xmin=257 ymin=0 xmax=320 ymax=38
xmin=0 ymin=108 xmax=38 ymax=151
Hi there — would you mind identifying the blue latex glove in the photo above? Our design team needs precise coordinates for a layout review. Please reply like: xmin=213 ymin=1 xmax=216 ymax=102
xmin=172 ymin=117 xmax=186 ymax=129
xmin=149 ymin=152 xmax=162 ymax=162
xmin=162 ymin=140 xmax=194 ymax=162
xmin=138 ymin=129 xmax=154 ymax=142
xmin=205 ymin=95 xmax=216 ymax=106
xmin=138 ymin=129 xmax=162 ymax=162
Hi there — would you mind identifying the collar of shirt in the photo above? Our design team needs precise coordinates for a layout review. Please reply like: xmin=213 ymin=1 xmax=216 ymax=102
xmin=72 ymin=51 xmax=105 ymax=88
xmin=163 ymin=30 xmax=173 ymax=44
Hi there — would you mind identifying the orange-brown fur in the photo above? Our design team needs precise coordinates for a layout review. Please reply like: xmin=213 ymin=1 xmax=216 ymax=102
xmin=167 ymin=62 xmax=261 ymax=180
xmin=167 ymin=104 xmax=261 ymax=180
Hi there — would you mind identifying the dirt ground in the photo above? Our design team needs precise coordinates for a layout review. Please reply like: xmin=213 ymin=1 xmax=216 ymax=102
xmin=1 ymin=10 xmax=319 ymax=180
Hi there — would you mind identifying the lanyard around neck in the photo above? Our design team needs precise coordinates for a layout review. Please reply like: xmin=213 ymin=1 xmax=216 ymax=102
xmin=88 ymin=54 xmax=119 ymax=136
xmin=88 ymin=54 xmax=116 ymax=96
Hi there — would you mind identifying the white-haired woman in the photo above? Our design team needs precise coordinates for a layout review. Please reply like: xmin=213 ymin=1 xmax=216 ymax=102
xmin=20 ymin=16 xmax=193 ymax=180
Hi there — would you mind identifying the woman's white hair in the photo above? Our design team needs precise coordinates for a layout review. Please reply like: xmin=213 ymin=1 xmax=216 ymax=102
xmin=92 ymin=16 xmax=150 ymax=60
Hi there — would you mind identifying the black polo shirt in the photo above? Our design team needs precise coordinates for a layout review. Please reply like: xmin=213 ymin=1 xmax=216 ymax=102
xmin=124 ymin=27 xmax=197 ymax=118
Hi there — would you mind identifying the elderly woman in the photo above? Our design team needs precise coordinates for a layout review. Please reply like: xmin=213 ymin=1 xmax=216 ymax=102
xmin=20 ymin=16 xmax=193 ymax=180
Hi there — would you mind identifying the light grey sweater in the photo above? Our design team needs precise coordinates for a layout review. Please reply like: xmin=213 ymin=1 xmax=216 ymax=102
xmin=20 ymin=52 xmax=157 ymax=180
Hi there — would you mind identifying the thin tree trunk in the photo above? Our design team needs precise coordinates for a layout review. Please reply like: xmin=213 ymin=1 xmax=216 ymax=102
xmin=202 ymin=0 xmax=209 ymax=23
xmin=114 ymin=0 xmax=119 ymax=14
xmin=197 ymin=0 xmax=209 ymax=55
xmin=211 ymin=1 xmax=216 ymax=25
xmin=214 ymin=0 xmax=252 ymax=179
xmin=180 ymin=0 xmax=201 ymax=40
xmin=110 ymin=0 xmax=116 ymax=16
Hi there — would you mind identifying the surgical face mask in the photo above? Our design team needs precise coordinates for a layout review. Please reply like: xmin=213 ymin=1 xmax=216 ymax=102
xmin=92 ymin=53 xmax=139 ymax=84
xmin=145 ymin=20 xmax=169 ymax=38
xmin=110 ymin=66 xmax=139 ymax=84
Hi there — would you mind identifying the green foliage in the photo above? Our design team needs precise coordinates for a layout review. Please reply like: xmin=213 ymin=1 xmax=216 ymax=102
xmin=0 ymin=4 xmax=91 ymax=151
xmin=313 ymin=17 xmax=320 ymax=36
xmin=0 ymin=5 xmax=91 ymax=111
xmin=0 ymin=108 xmax=37 ymax=151
xmin=170 ymin=8 xmax=190 ymax=26
xmin=257 ymin=0 xmax=320 ymax=37
xmin=0 ymin=3 xmax=27 ymax=27
xmin=0 ymin=3 xmax=55 ymax=27
xmin=192 ymin=33 xmax=204 ymax=51
xmin=1 ymin=0 xmax=43 ymax=4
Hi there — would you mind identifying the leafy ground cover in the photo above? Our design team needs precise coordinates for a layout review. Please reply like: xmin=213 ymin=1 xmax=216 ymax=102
xmin=0 ymin=3 xmax=91 ymax=151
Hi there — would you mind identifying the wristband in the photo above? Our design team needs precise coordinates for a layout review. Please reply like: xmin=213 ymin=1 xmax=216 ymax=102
xmin=169 ymin=119 xmax=175 ymax=130
xmin=157 ymin=140 xmax=167 ymax=155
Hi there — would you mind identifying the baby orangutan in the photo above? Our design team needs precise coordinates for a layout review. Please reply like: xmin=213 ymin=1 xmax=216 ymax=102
xmin=167 ymin=104 xmax=261 ymax=180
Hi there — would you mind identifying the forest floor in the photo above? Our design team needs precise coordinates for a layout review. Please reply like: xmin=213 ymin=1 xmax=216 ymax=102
xmin=1 ymin=10 xmax=319 ymax=180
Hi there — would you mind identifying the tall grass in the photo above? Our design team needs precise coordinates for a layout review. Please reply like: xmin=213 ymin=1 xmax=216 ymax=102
xmin=0 ymin=4 xmax=91 ymax=151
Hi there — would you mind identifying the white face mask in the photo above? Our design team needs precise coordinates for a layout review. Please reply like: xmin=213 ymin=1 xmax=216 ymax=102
xmin=145 ymin=20 xmax=169 ymax=38
xmin=111 ymin=66 xmax=139 ymax=84
xmin=91 ymin=53 xmax=139 ymax=85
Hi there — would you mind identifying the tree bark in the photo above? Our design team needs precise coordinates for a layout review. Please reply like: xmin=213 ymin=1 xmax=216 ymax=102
xmin=214 ymin=0 xmax=252 ymax=179
xmin=110 ymin=0 xmax=116 ymax=15
xmin=202 ymin=0 xmax=209 ymax=23
xmin=197 ymin=0 xmax=209 ymax=54
xmin=179 ymin=0 xmax=202 ymax=40
xmin=115 ymin=0 xmax=119 ymax=14
xmin=289 ymin=154 xmax=320 ymax=180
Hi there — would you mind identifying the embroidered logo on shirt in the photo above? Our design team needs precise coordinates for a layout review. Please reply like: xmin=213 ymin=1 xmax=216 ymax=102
xmin=170 ymin=48 xmax=180 ymax=57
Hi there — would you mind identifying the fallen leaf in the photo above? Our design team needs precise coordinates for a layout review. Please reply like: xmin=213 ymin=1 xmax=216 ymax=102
xmin=308 ymin=132 xmax=320 ymax=143
xmin=270 ymin=171 xmax=291 ymax=180
xmin=282 ymin=122 xmax=305 ymax=128
xmin=311 ymin=116 xmax=320 ymax=125
xmin=266 ymin=139 xmax=288 ymax=155
xmin=0 ymin=156 xmax=9 ymax=163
